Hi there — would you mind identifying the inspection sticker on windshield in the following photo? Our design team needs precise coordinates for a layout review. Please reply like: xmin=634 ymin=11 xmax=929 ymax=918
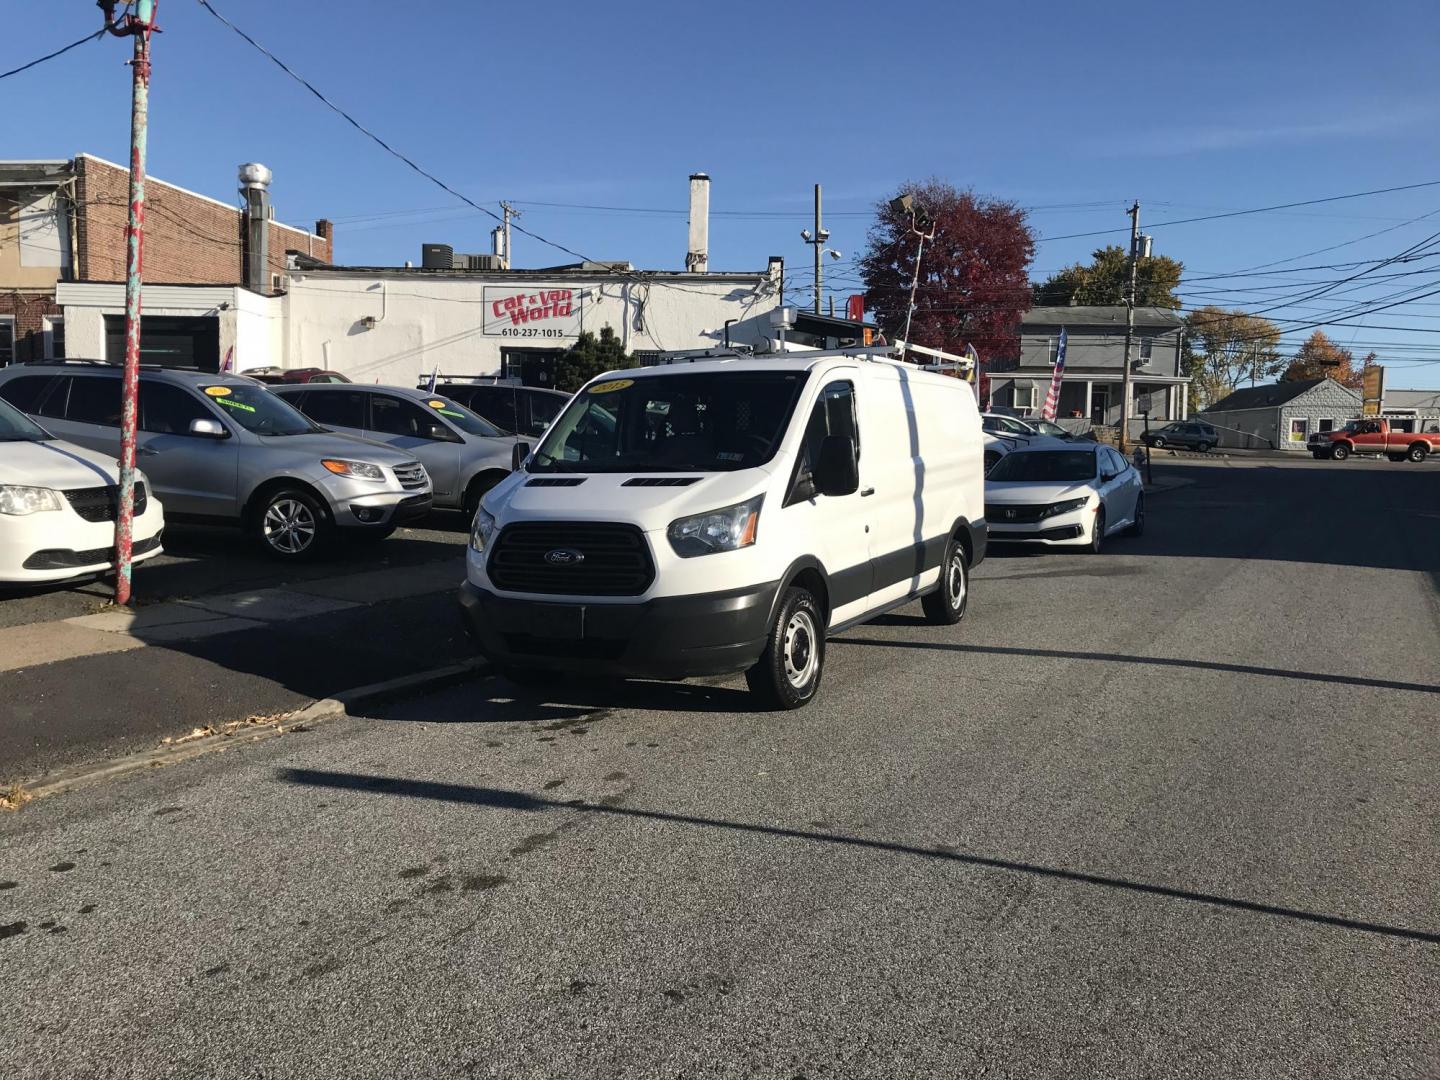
xmin=589 ymin=379 xmax=634 ymax=395
xmin=215 ymin=397 xmax=256 ymax=413
xmin=204 ymin=386 xmax=232 ymax=397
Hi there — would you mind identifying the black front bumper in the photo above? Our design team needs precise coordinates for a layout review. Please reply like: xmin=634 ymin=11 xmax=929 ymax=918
xmin=458 ymin=579 xmax=778 ymax=679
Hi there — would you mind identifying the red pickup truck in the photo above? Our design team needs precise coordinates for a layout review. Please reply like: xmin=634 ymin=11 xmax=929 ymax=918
xmin=1308 ymin=418 xmax=1440 ymax=462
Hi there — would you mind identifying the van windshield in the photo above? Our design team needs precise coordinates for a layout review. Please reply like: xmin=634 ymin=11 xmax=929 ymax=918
xmin=531 ymin=371 xmax=807 ymax=473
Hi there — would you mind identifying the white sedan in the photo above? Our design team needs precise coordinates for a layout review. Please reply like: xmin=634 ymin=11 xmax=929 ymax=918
xmin=984 ymin=442 xmax=1144 ymax=553
xmin=1 ymin=397 xmax=165 ymax=585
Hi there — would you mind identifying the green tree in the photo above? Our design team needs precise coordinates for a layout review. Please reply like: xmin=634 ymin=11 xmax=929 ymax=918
xmin=1279 ymin=330 xmax=1359 ymax=386
xmin=554 ymin=325 xmax=633 ymax=392
xmin=1183 ymin=306 xmax=1283 ymax=410
xmin=1034 ymin=244 xmax=1185 ymax=308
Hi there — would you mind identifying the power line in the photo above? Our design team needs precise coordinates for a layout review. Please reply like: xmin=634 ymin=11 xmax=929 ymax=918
xmin=0 ymin=25 xmax=107 ymax=82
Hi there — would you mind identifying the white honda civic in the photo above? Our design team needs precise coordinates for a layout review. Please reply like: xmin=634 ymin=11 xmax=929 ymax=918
xmin=0 ymin=396 xmax=165 ymax=585
xmin=984 ymin=442 xmax=1144 ymax=553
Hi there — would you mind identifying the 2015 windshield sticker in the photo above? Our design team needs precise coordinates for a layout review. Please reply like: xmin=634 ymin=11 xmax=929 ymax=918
xmin=203 ymin=386 xmax=233 ymax=397
xmin=215 ymin=397 xmax=256 ymax=413
xmin=588 ymin=379 xmax=634 ymax=395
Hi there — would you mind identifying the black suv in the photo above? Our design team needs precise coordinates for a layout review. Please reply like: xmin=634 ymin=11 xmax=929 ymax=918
xmin=421 ymin=382 xmax=568 ymax=438
xmin=1142 ymin=421 xmax=1218 ymax=453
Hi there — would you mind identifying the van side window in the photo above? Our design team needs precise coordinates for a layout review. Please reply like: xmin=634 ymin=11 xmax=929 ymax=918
xmin=65 ymin=376 xmax=122 ymax=427
xmin=802 ymin=381 xmax=859 ymax=470
xmin=140 ymin=382 xmax=213 ymax=434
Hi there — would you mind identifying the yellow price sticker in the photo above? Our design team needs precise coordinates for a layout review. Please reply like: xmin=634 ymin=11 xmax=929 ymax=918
xmin=427 ymin=400 xmax=446 ymax=408
xmin=204 ymin=385 xmax=233 ymax=397
xmin=588 ymin=378 xmax=634 ymax=395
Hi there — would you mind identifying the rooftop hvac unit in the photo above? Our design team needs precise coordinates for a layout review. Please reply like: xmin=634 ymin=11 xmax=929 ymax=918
xmin=462 ymin=254 xmax=505 ymax=271
xmin=421 ymin=243 xmax=454 ymax=269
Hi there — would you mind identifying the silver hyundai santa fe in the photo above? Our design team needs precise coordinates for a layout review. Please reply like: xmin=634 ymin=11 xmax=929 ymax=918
xmin=0 ymin=362 xmax=433 ymax=560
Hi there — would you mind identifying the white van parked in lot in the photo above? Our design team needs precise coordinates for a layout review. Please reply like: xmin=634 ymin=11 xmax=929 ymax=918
xmin=459 ymin=351 xmax=987 ymax=708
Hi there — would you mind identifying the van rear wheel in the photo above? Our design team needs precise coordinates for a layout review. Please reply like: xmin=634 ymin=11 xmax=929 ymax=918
xmin=921 ymin=538 xmax=969 ymax=625
xmin=746 ymin=586 xmax=825 ymax=710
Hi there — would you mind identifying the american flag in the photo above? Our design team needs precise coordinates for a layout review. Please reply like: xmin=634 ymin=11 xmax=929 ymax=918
xmin=1041 ymin=328 xmax=1067 ymax=421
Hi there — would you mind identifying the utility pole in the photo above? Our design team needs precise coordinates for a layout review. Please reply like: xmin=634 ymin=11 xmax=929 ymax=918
xmin=102 ymin=0 xmax=158 ymax=608
xmin=500 ymin=201 xmax=520 ymax=269
xmin=1119 ymin=201 xmax=1140 ymax=454
xmin=800 ymin=184 xmax=839 ymax=315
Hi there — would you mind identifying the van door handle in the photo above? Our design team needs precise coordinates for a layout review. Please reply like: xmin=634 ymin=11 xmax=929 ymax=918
xmin=860 ymin=487 xmax=876 ymax=497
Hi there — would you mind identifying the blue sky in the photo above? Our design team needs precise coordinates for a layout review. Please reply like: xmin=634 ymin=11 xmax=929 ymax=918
xmin=8 ymin=0 xmax=1440 ymax=387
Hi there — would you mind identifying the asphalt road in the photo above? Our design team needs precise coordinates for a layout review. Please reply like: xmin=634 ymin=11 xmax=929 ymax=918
xmin=1 ymin=458 xmax=1437 ymax=1079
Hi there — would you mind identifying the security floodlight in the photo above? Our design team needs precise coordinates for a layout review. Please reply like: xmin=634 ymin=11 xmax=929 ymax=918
xmin=800 ymin=229 xmax=812 ymax=242
xmin=829 ymin=249 xmax=842 ymax=260
xmin=817 ymin=228 xmax=830 ymax=242
xmin=890 ymin=194 xmax=914 ymax=215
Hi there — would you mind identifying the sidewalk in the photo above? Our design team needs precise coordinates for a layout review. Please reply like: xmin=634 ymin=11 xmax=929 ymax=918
xmin=0 ymin=560 xmax=474 ymax=785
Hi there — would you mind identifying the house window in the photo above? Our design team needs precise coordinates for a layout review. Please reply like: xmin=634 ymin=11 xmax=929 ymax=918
xmin=43 ymin=317 xmax=64 ymax=360
xmin=1317 ymin=418 xmax=1335 ymax=433
xmin=1289 ymin=418 xmax=1309 ymax=443
xmin=1138 ymin=338 xmax=1153 ymax=365
xmin=0 ymin=316 xmax=14 ymax=367
xmin=1013 ymin=383 xmax=1039 ymax=412
xmin=1046 ymin=338 xmax=1059 ymax=366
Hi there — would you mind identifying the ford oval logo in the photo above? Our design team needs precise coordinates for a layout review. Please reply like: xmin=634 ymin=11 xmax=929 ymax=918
xmin=544 ymin=548 xmax=585 ymax=566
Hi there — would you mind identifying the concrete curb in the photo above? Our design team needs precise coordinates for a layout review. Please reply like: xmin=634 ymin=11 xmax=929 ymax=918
xmin=12 ymin=657 xmax=493 ymax=806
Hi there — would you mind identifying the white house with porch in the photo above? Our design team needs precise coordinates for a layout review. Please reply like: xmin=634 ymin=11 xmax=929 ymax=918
xmin=989 ymin=306 xmax=1191 ymax=435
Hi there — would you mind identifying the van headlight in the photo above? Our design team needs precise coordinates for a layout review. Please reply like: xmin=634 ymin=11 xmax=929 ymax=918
xmin=1043 ymin=496 xmax=1089 ymax=518
xmin=321 ymin=459 xmax=385 ymax=481
xmin=0 ymin=485 xmax=63 ymax=516
xmin=667 ymin=495 xmax=763 ymax=558
xmin=470 ymin=506 xmax=498 ymax=553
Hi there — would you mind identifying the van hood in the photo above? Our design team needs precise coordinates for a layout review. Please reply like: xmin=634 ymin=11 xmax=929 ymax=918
xmin=489 ymin=467 xmax=772 ymax=531
xmin=985 ymin=480 xmax=1095 ymax=505
xmin=0 ymin=438 xmax=119 ymax=488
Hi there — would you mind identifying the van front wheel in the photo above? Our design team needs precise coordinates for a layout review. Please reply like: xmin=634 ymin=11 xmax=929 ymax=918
xmin=746 ymin=586 xmax=825 ymax=710
xmin=921 ymin=538 xmax=969 ymax=625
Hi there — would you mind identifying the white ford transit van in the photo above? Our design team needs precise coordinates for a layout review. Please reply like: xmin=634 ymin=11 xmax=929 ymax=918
xmin=458 ymin=350 xmax=986 ymax=708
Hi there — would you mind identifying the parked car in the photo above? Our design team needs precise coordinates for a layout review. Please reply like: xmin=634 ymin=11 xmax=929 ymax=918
xmin=242 ymin=367 xmax=352 ymax=385
xmin=1026 ymin=418 xmax=1080 ymax=440
xmin=984 ymin=442 xmax=1143 ymax=553
xmin=0 ymin=362 xmax=432 ymax=561
xmin=275 ymin=384 xmax=523 ymax=515
xmin=423 ymin=381 xmax=570 ymax=439
xmin=0 ymin=395 xmax=166 ymax=586
xmin=981 ymin=412 xmax=1040 ymax=438
xmin=1308 ymin=417 xmax=1438 ymax=462
xmin=459 ymin=354 xmax=987 ymax=710
xmin=1141 ymin=421 xmax=1218 ymax=453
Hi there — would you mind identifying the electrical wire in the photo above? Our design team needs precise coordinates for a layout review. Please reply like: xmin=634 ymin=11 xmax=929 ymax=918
xmin=0 ymin=26 xmax=107 ymax=82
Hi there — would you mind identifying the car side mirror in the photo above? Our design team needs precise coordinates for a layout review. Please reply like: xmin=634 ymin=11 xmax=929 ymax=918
xmin=189 ymin=418 xmax=227 ymax=438
xmin=511 ymin=441 xmax=530 ymax=471
xmin=425 ymin=422 xmax=459 ymax=442
xmin=1101 ymin=471 xmax=1117 ymax=483
xmin=814 ymin=435 xmax=859 ymax=497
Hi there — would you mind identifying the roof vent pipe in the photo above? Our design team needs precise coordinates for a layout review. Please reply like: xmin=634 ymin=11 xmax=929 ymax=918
xmin=239 ymin=163 xmax=272 ymax=293
xmin=686 ymin=172 xmax=710 ymax=273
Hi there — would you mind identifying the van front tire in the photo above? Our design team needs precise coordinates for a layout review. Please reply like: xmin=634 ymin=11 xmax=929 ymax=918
xmin=746 ymin=586 xmax=825 ymax=710
xmin=921 ymin=538 xmax=969 ymax=625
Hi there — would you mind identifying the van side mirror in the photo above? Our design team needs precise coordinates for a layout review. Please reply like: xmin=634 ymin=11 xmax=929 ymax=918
xmin=511 ymin=441 xmax=530 ymax=471
xmin=814 ymin=435 xmax=859 ymax=497
xmin=189 ymin=418 xmax=227 ymax=438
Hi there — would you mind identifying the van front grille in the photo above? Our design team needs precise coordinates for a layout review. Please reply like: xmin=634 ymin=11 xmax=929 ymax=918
xmin=488 ymin=522 xmax=654 ymax=597
xmin=63 ymin=483 xmax=147 ymax=522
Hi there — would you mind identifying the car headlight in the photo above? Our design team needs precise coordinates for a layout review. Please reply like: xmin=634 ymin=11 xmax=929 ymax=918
xmin=667 ymin=496 xmax=763 ymax=558
xmin=0 ymin=485 xmax=63 ymax=516
xmin=321 ymin=459 xmax=385 ymax=481
xmin=1043 ymin=496 xmax=1089 ymax=518
xmin=470 ymin=506 xmax=498 ymax=553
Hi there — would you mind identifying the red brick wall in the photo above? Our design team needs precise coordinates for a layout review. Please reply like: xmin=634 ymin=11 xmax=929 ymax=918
xmin=0 ymin=292 xmax=61 ymax=362
xmin=75 ymin=156 xmax=333 ymax=287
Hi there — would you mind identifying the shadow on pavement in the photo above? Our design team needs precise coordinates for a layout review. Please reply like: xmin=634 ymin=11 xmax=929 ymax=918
xmin=831 ymin=637 xmax=1440 ymax=695
xmin=276 ymin=768 xmax=1440 ymax=946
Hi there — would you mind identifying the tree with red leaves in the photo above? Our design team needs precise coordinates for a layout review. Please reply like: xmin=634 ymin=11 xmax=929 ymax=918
xmin=860 ymin=179 xmax=1036 ymax=366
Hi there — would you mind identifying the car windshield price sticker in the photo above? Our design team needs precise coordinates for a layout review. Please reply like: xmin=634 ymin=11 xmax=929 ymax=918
xmin=204 ymin=386 xmax=232 ymax=397
xmin=588 ymin=379 xmax=634 ymax=395
xmin=215 ymin=397 xmax=256 ymax=413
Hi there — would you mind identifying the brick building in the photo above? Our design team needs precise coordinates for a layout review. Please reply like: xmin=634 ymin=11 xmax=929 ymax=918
xmin=0 ymin=154 xmax=330 ymax=367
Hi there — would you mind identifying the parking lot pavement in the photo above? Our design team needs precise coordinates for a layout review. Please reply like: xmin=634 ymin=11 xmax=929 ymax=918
xmin=0 ymin=457 xmax=1435 ymax=1078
